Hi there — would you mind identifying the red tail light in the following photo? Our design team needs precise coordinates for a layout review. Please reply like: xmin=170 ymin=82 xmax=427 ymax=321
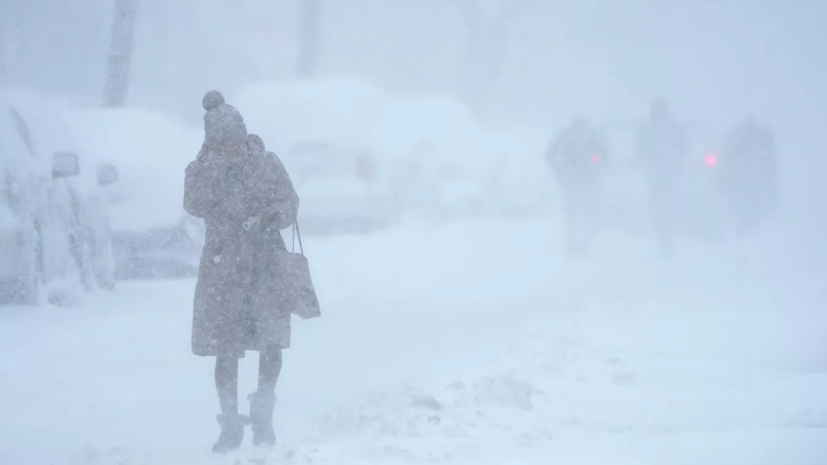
xmin=592 ymin=154 xmax=602 ymax=165
xmin=704 ymin=153 xmax=718 ymax=167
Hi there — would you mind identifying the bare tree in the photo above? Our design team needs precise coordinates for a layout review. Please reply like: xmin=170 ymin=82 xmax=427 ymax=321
xmin=297 ymin=0 xmax=323 ymax=79
xmin=454 ymin=0 xmax=529 ymax=115
xmin=104 ymin=0 xmax=138 ymax=107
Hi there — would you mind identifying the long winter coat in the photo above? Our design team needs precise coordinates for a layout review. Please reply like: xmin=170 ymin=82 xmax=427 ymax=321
xmin=184 ymin=146 xmax=300 ymax=358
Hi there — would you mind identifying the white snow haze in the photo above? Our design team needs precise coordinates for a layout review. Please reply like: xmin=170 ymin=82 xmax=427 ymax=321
xmin=1 ymin=1 xmax=826 ymax=464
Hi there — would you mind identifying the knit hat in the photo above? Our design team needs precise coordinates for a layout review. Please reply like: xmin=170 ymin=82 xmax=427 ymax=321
xmin=202 ymin=90 xmax=225 ymax=112
xmin=200 ymin=90 xmax=244 ymax=147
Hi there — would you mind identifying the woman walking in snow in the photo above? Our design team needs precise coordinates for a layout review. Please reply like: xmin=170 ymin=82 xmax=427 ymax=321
xmin=184 ymin=91 xmax=300 ymax=452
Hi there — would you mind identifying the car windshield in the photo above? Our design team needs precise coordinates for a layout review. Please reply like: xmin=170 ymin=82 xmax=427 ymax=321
xmin=8 ymin=107 xmax=35 ymax=157
xmin=0 ymin=108 xmax=33 ymax=220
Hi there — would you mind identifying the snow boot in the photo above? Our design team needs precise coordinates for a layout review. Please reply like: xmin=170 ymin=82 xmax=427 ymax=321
xmin=212 ymin=413 xmax=249 ymax=453
xmin=248 ymin=392 xmax=277 ymax=447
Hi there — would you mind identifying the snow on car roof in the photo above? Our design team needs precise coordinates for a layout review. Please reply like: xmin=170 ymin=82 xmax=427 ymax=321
xmin=0 ymin=88 xmax=100 ymax=194
xmin=234 ymin=77 xmax=492 ymax=171
xmin=370 ymin=93 xmax=486 ymax=165
xmin=66 ymin=107 xmax=202 ymax=233
xmin=235 ymin=77 xmax=387 ymax=154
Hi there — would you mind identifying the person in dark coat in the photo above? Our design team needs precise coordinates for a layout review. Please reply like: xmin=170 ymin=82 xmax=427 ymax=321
xmin=635 ymin=97 xmax=689 ymax=255
xmin=719 ymin=116 xmax=778 ymax=237
xmin=184 ymin=91 xmax=300 ymax=452
xmin=545 ymin=117 xmax=608 ymax=256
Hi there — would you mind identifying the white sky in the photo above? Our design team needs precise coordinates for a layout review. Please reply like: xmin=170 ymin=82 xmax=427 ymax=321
xmin=1 ymin=0 xmax=824 ymax=126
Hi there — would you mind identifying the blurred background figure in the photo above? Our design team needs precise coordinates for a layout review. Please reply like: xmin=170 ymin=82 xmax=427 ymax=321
xmin=635 ymin=97 xmax=688 ymax=255
xmin=545 ymin=117 xmax=608 ymax=256
xmin=719 ymin=115 xmax=778 ymax=238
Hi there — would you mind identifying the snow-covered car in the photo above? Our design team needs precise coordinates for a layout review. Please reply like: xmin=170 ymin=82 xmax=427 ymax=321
xmin=371 ymin=95 xmax=495 ymax=222
xmin=235 ymin=77 xmax=509 ymax=228
xmin=0 ymin=91 xmax=116 ymax=306
xmin=388 ymin=140 xmax=492 ymax=221
xmin=282 ymin=141 xmax=395 ymax=235
xmin=67 ymin=107 xmax=204 ymax=280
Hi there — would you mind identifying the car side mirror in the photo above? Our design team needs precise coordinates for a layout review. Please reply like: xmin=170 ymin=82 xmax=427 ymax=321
xmin=52 ymin=151 xmax=80 ymax=179
xmin=97 ymin=163 xmax=119 ymax=186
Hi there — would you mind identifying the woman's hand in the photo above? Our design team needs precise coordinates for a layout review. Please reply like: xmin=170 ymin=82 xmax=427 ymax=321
xmin=259 ymin=205 xmax=281 ymax=225
xmin=260 ymin=202 xmax=293 ymax=226
xmin=242 ymin=204 xmax=284 ymax=231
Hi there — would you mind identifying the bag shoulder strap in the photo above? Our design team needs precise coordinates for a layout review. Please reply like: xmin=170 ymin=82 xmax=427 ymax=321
xmin=292 ymin=220 xmax=304 ymax=255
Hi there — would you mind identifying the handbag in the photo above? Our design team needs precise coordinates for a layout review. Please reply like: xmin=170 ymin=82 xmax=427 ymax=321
xmin=281 ymin=220 xmax=321 ymax=320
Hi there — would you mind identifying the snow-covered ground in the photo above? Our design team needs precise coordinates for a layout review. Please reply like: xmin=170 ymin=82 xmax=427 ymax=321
xmin=1 ymin=219 xmax=826 ymax=464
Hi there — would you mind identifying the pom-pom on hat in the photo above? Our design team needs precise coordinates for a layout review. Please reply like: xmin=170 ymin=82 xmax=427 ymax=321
xmin=202 ymin=90 xmax=225 ymax=112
